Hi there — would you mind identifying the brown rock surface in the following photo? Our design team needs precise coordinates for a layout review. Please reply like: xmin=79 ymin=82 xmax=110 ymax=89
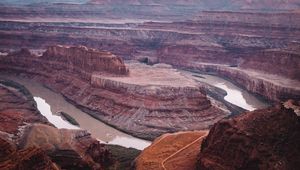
xmin=136 ymin=131 xmax=208 ymax=170
xmin=0 ymin=46 xmax=228 ymax=140
xmin=0 ymin=137 xmax=59 ymax=170
xmin=44 ymin=45 xmax=129 ymax=76
xmin=20 ymin=124 xmax=112 ymax=170
xmin=0 ymin=11 xmax=299 ymax=103
xmin=175 ymin=62 xmax=300 ymax=101
xmin=0 ymin=79 xmax=50 ymax=136
xmin=0 ymin=79 xmax=114 ymax=170
xmin=197 ymin=103 xmax=300 ymax=170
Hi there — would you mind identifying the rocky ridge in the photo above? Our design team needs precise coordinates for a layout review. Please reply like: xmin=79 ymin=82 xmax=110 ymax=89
xmin=0 ymin=12 xmax=299 ymax=102
xmin=197 ymin=102 xmax=300 ymax=170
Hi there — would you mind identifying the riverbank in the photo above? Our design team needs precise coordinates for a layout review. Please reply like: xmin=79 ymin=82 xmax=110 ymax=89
xmin=1 ymin=75 xmax=151 ymax=150
xmin=0 ymin=46 xmax=228 ymax=141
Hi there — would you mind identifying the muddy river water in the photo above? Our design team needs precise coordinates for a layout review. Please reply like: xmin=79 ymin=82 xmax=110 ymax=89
xmin=3 ymin=76 xmax=151 ymax=150
xmin=2 ymin=72 xmax=268 ymax=150
xmin=181 ymin=71 xmax=269 ymax=111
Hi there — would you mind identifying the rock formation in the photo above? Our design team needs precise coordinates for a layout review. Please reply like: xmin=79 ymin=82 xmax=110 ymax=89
xmin=197 ymin=103 xmax=300 ymax=170
xmin=0 ymin=138 xmax=59 ymax=170
xmin=174 ymin=62 xmax=300 ymax=101
xmin=0 ymin=11 xmax=299 ymax=102
xmin=0 ymin=78 xmax=114 ymax=170
xmin=44 ymin=45 xmax=129 ymax=76
xmin=0 ymin=46 xmax=228 ymax=140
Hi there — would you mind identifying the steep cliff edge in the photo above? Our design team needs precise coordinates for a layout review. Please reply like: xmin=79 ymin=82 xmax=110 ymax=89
xmin=44 ymin=45 xmax=129 ymax=76
xmin=0 ymin=12 xmax=299 ymax=103
xmin=0 ymin=46 xmax=228 ymax=140
xmin=0 ymin=79 xmax=114 ymax=170
xmin=0 ymin=138 xmax=59 ymax=170
xmin=173 ymin=62 xmax=300 ymax=102
xmin=197 ymin=103 xmax=300 ymax=170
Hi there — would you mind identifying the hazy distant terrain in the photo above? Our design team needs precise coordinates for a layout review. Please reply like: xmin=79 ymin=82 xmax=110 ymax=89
xmin=1 ymin=0 xmax=299 ymax=22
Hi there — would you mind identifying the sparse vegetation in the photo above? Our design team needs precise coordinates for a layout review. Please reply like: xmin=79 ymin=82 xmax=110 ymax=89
xmin=106 ymin=144 xmax=141 ymax=170
xmin=193 ymin=74 xmax=206 ymax=79
xmin=58 ymin=111 xmax=80 ymax=126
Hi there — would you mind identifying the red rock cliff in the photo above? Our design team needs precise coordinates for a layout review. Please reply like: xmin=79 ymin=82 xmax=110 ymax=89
xmin=43 ymin=45 xmax=129 ymax=76
xmin=0 ymin=47 xmax=228 ymax=140
xmin=0 ymin=79 xmax=114 ymax=170
xmin=197 ymin=103 xmax=300 ymax=170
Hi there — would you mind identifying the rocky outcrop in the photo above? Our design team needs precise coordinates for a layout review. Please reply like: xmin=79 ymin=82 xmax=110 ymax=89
xmin=239 ymin=49 xmax=300 ymax=81
xmin=174 ymin=63 xmax=300 ymax=102
xmin=0 ymin=137 xmax=59 ymax=170
xmin=0 ymin=46 xmax=228 ymax=140
xmin=1 ymin=11 xmax=299 ymax=102
xmin=21 ymin=124 xmax=113 ymax=170
xmin=44 ymin=45 xmax=129 ymax=76
xmin=0 ymin=79 xmax=50 ymax=136
xmin=0 ymin=79 xmax=115 ymax=170
xmin=197 ymin=103 xmax=300 ymax=170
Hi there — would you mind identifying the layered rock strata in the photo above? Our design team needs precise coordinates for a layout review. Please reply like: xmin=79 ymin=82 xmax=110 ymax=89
xmin=0 ymin=138 xmax=59 ymax=170
xmin=0 ymin=79 xmax=114 ymax=170
xmin=0 ymin=46 xmax=228 ymax=140
xmin=197 ymin=103 xmax=300 ymax=170
xmin=1 ymin=12 xmax=299 ymax=102
xmin=170 ymin=62 xmax=300 ymax=102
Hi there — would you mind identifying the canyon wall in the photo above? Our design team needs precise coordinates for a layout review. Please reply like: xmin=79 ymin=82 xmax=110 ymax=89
xmin=44 ymin=45 xmax=129 ymax=76
xmin=0 ymin=12 xmax=299 ymax=103
xmin=197 ymin=103 xmax=300 ymax=170
xmin=0 ymin=79 xmax=114 ymax=170
xmin=0 ymin=46 xmax=228 ymax=140
xmin=135 ymin=102 xmax=300 ymax=169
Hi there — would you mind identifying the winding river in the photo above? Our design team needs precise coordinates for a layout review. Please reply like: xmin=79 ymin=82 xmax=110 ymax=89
xmin=181 ymin=71 xmax=269 ymax=111
xmin=2 ymin=76 xmax=151 ymax=150
xmin=2 ymin=71 xmax=268 ymax=150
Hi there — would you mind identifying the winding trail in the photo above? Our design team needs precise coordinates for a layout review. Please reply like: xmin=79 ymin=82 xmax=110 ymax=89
xmin=136 ymin=131 xmax=208 ymax=170
xmin=161 ymin=133 xmax=208 ymax=170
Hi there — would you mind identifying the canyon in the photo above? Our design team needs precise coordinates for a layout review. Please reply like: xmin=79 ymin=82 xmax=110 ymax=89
xmin=197 ymin=102 xmax=300 ymax=169
xmin=0 ymin=1 xmax=300 ymax=169
xmin=0 ymin=11 xmax=299 ymax=102
xmin=136 ymin=101 xmax=300 ymax=170
xmin=0 ymin=79 xmax=115 ymax=169
xmin=0 ymin=45 xmax=228 ymax=140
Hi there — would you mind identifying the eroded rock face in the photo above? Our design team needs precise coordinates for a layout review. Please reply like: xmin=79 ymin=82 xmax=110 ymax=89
xmin=176 ymin=62 xmax=300 ymax=102
xmin=0 ymin=137 xmax=59 ymax=170
xmin=0 ymin=46 xmax=228 ymax=140
xmin=0 ymin=79 xmax=114 ymax=170
xmin=197 ymin=104 xmax=300 ymax=170
xmin=0 ymin=11 xmax=299 ymax=103
xmin=44 ymin=45 xmax=129 ymax=76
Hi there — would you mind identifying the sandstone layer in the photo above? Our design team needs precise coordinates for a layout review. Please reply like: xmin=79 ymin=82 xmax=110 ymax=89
xmin=197 ymin=103 xmax=300 ymax=170
xmin=0 ymin=46 xmax=228 ymax=140
xmin=0 ymin=78 xmax=115 ymax=170
xmin=174 ymin=62 xmax=300 ymax=102
xmin=1 ymin=11 xmax=299 ymax=102
xmin=0 ymin=1 xmax=299 ymax=23
xmin=135 ymin=131 xmax=208 ymax=170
